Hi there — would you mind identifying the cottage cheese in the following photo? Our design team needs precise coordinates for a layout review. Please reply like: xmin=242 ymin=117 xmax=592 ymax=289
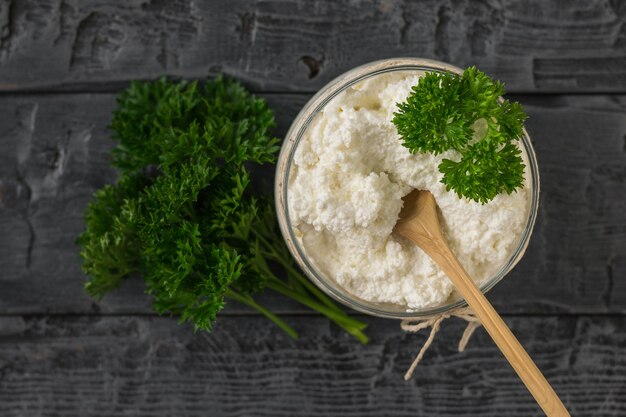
xmin=287 ymin=72 xmax=529 ymax=310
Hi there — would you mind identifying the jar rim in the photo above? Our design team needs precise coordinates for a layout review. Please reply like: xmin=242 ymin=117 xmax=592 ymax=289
xmin=274 ymin=57 xmax=540 ymax=319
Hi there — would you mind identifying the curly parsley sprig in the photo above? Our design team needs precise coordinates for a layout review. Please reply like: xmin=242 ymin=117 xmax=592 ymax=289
xmin=78 ymin=77 xmax=368 ymax=343
xmin=392 ymin=66 xmax=527 ymax=203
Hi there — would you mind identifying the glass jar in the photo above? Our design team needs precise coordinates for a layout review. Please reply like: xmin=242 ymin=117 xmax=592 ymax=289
xmin=274 ymin=57 xmax=539 ymax=319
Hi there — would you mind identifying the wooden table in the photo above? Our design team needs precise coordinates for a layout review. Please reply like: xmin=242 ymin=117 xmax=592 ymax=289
xmin=1 ymin=1 xmax=625 ymax=415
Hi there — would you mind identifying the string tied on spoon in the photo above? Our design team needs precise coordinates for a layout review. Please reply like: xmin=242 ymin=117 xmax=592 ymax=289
xmin=400 ymin=306 xmax=481 ymax=380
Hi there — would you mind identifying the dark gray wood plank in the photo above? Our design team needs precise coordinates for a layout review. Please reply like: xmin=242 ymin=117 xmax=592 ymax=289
xmin=0 ymin=93 xmax=625 ymax=315
xmin=0 ymin=315 xmax=623 ymax=416
xmin=494 ymin=95 xmax=626 ymax=313
xmin=0 ymin=0 xmax=625 ymax=93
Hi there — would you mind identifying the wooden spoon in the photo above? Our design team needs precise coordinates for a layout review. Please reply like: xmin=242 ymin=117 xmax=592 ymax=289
xmin=395 ymin=189 xmax=570 ymax=417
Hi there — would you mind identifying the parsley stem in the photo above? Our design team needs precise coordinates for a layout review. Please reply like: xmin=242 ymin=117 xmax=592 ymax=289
xmin=288 ymin=275 xmax=307 ymax=294
xmin=261 ymin=247 xmax=338 ymax=310
xmin=253 ymin=230 xmax=344 ymax=313
xmin=250 ymin=240 xmax=368 ymax=340
xmin=265 ymin=280 xmax=369 ymax=344
xmin=255 ymin=238 xmax=369 ymax=341
xmin=225 ymin=288 xmax=299 ymax=340
xmin=274 ymin=252 xmax=341 ymax=311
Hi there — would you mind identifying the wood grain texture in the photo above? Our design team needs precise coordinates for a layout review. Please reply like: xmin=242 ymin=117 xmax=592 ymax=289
xmin=0 ymin=93 xmax=625 ymax=315
xmin=0 ymin=0 xmax=625 ymax=93
xmin=0 ymin=1 xmax=624 ymax=415
xmin=505 ymin=95 xmax=626 ymax=313
xmin=0 ymin=315 xmax=623 ymax=417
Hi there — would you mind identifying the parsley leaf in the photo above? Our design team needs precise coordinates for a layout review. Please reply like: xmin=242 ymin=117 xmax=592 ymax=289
xmin=392 ymin=66 xmax=527 ymax=203
xmin=78 ymin=77 xmax=368 ymax=342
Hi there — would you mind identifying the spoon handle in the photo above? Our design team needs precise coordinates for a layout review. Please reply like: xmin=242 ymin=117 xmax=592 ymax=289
xmin=425 ymin=240 xmax=570 ymax=417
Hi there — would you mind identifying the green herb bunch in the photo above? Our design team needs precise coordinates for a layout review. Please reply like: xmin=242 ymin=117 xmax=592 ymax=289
xmin=78 ymin=77 xmax=368 ymax=342
xmin=392 ymin=67 xmax=527 ymax=203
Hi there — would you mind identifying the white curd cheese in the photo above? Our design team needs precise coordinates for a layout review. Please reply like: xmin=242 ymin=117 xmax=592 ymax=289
xmin=287 ymin=72 xmax=529 ymax=310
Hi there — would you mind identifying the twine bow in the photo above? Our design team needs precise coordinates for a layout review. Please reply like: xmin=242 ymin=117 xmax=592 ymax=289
xmin=401 ymin=306 xmax=481 ymax=380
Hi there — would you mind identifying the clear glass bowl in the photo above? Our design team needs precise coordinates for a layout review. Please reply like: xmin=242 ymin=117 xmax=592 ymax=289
xmin=274 ymin=58 xmax=540 ymax=319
